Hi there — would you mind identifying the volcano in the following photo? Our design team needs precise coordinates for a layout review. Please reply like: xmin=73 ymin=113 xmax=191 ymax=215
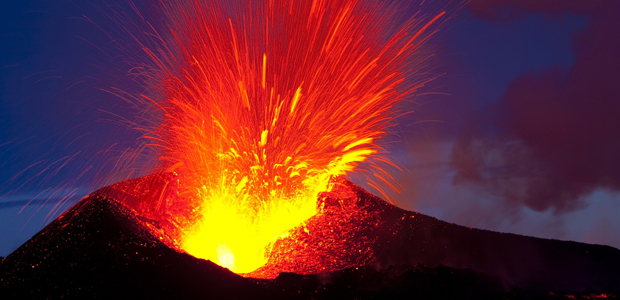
xmin=1 ymin=173 xmax=619 ymax=299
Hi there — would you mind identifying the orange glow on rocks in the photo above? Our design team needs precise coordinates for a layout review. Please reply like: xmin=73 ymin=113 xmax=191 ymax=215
xmin=143 ymin=0 xmax=444 ymax=274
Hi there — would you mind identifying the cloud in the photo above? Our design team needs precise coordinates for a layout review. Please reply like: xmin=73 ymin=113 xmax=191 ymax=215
xmin=0 ymin=187 xmax=90 ymax=210
xmin=451 ymin=1 xmax=620 ymax=213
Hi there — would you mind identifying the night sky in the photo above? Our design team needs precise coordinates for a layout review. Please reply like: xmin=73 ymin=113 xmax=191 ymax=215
xmin=1 ymin=0 xmax=619 ymax=257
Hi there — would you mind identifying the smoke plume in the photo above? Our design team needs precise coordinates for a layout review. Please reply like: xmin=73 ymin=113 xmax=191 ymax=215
xmin=451 ymin=0 xmax=620 ymax=213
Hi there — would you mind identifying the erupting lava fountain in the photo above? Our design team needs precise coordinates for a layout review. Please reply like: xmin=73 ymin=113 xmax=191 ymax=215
xmin=132 ymin=0 xmax=444 ymax=275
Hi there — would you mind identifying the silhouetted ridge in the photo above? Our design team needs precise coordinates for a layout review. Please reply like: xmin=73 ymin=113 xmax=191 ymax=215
xmin=1 ymin=173 xmax=618 ymax=299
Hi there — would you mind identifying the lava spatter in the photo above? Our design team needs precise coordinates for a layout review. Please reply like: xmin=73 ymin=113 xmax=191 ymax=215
xmin=140 ymin=0 xmax=444 ymax=274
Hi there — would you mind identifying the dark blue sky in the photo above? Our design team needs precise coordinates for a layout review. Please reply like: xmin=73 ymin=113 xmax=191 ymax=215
xmin=1 ymin=0 xmax=619 ymax=256
xmin=0 ymin=0 xmax=150 ymax=255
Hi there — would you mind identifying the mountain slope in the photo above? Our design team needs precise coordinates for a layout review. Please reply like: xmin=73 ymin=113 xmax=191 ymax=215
xmin=1 ymin=173 xmax=618 ymax=299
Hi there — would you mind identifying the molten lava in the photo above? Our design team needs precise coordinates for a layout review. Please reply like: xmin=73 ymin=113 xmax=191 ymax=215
xmin=142 ymin=0 xmax=444 ymax=274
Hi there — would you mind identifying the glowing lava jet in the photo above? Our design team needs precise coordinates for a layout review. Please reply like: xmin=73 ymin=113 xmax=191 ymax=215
xmin=143 ymin=0 xmax=444 ymax=274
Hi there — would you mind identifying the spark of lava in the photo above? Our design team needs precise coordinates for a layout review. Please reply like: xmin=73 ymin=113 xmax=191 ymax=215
xmin=138 ymin=0 xmax=444 ymax=274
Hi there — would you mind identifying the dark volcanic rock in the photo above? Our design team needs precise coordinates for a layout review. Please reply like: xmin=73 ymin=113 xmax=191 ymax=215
xmin=1 ymin=174 xmax=619 ymax=299
xmin=0 ymin=193 xmax=261 ymax=299
xmin=255 ymin=178 xmax=620 ymax=293
xmin=362 ymin=190 xmax=620 ymax=293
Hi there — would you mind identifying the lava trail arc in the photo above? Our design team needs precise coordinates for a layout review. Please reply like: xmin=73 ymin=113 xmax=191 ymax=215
xmin=139 ymin=0 xmax=445 ymax=274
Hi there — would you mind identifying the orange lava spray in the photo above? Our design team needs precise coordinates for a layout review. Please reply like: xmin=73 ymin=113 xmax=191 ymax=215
xmin=144 ymin=0 xmax=444 ymax=274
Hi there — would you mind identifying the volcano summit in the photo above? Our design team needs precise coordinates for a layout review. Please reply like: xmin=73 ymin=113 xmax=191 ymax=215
xmin=1 ymin=173 xmax=618 ymax=299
